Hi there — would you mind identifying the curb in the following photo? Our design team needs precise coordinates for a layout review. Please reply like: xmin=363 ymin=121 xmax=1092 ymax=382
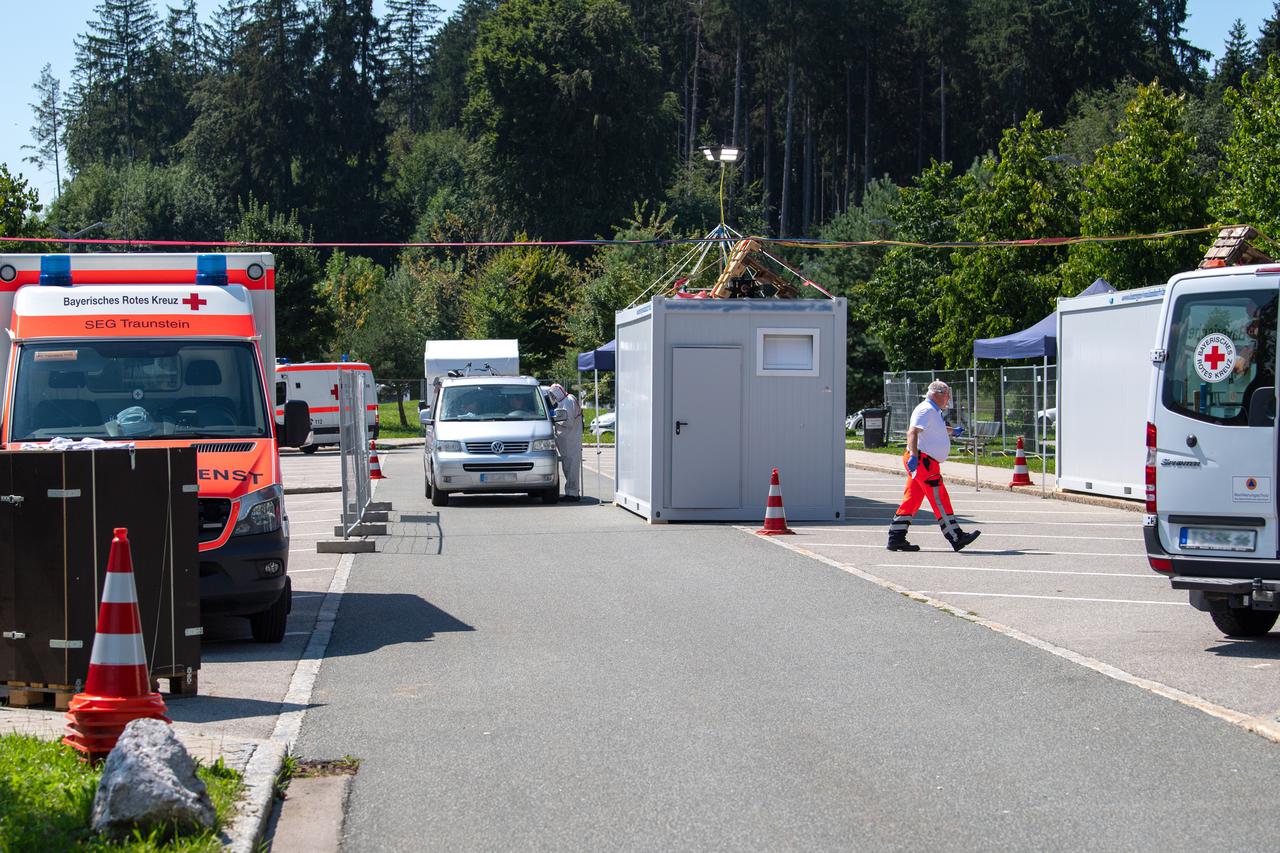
xmin=284 ymin=485 xmax=342 ymax=495
xmin=223 ymin=551 xmax=356 ymax=852
xmin=845 ymin=459 xmax=1143 ymax=513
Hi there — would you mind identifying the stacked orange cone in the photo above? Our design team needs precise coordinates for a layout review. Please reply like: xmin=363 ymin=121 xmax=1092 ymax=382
xmin=369 ymin=440 xmax=386 ymax=480
xmin=755 ymin=468 xmax=796 ymax=535
xmin=64 ymin=528 xmax=169 ymax=762
xmin=1009 ymin=436 xmax=1034 ymax=487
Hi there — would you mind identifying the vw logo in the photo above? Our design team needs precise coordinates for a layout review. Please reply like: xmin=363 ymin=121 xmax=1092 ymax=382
xmin=490 ymin=441 xmax=505 ymax=454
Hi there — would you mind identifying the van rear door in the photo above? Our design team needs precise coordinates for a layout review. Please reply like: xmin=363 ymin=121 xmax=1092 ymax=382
xmin=1153 ymin=274 xmax=1278 ymax=565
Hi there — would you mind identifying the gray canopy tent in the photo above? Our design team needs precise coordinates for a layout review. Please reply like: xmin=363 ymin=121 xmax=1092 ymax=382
xmin=970 ymin=278 xmax=1115 ymax=493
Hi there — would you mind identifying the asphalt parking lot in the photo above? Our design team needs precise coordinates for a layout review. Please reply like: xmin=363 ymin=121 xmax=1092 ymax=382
xmin=765 ymin=466 xmax=1280 ymax=724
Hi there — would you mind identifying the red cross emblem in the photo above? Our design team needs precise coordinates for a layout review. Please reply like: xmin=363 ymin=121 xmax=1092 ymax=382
xmin=1203 ymin=345 xmax=1226 ymax=370
xmin=330 ymin=384 xmax=339 ymax=400
xmin=183 ymin=292 xmax=207 ymax=311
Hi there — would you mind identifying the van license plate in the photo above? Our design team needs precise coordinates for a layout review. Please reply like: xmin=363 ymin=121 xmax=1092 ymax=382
xmin=1179 ymin=527 xmax=1257 ymax=552
xmin=479 ymin=472 xmax=517 ymax=483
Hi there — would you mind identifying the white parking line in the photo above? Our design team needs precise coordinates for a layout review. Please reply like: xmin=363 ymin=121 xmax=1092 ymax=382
xmin=873 ymin=562 xmax=1156 ymax=578
xmin=916 ymin=590 xmax=1186 ymax=606
xmin=288 ymin=567 xmax=337 ymax=573
xmin=805 ymin=542 xmax=1142 ymax=558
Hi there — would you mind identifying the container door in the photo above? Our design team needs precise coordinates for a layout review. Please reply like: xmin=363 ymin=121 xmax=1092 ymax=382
xmin=1154 ymin=277 xmax=1278 ymax=562
xmin=670 ymin=347 xmax=742 ymax=508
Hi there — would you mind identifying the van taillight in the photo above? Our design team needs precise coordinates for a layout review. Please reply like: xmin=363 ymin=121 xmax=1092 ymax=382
xmin=1148 ymin=556 xmax=1172 ymax=574
xmin=1145 ymin=421 xmax=1157 ymax=513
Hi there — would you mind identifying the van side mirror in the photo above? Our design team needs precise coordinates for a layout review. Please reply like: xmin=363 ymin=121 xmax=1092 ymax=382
xmin=1248 ymin=386 xmax=1276 ymax=427
xmin=417 ymin=400 xmax=428 ymax=411
xmin=418 ymin=408 xmax=433 ymax=428
xmin=553 ymin=409 xmax=568 ymax=424
xmin=282 ymin=400 xmax=311 ymax=447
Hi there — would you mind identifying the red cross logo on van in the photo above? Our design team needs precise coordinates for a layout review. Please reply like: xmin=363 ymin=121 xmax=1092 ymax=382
xmin=1203 ymin=345 xmax=1227 ymax=370
xmin=330 ymin=384 xmax=339 ymax=400
xmin=183 ymin=293 xmax=207 ymax=311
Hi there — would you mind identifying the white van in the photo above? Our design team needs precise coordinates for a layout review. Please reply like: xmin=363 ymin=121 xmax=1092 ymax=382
xmin=1145 ymin=263 xmax=1279 ymax=637
xmin=275 ymin=362 xmax=378 ymax=453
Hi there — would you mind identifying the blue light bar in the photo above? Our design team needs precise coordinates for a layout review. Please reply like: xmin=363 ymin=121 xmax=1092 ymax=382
xmin=40 ymin=254 xmax=73 ymax=287
xmin=195 ymin=253 xmax=229 ymax=287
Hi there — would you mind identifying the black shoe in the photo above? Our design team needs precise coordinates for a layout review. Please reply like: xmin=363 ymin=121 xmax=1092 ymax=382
xmin=887 ymin=531 xmax=921 ymax=552
xmin=950 ymin=530 xmax=981 ymax=552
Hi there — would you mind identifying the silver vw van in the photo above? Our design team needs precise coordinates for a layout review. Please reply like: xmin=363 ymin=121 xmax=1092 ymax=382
xmin=421 ymin=375 xmax=561 ymax=506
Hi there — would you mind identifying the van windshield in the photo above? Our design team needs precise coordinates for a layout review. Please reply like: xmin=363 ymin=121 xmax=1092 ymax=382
xmin=438 ymin=384 xmax=548 ymax=421
xmin=10 ymin=341 xmax=270 ymax=441
xmin=1162 ymin=289 xmax=1276 ymax=426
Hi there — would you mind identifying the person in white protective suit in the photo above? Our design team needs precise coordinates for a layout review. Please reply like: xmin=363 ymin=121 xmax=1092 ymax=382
xmin=549 ymin=383 xmax=582 ymax=501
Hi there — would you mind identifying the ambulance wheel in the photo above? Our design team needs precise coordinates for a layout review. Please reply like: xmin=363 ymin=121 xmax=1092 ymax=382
xmin=300 ymin=444 xmax=319 ymax=455
xmin=431 ymin=488 xmax=450 ymax=507
xmin=250 ymin=578 xmax=291 ymax=644
xmin=540 ymin=488 xmax=559 ymax=504
xmin=1210 ymin=608 xmax=1278 ymax=638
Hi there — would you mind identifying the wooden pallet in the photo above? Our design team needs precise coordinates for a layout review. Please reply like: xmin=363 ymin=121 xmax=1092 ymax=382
xmin=3 ymin=669 xmax=199 ymax=710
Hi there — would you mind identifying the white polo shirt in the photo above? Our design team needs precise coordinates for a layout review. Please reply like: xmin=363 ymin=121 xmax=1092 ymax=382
xmin=909 ymin=399 xmax=951 ymax=461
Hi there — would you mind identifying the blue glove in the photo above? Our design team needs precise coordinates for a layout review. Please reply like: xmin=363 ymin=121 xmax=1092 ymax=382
xmin=906 ymin=455 xmax=919 ymax=473
xmin=952 ymin=425 xmax=964 ymax=438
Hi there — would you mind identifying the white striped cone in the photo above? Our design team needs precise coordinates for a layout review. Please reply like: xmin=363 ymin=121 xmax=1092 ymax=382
xmin=1009 ymin=436 xmax=1034 ymax=487
xmin=756 ymin=468 xmax=795 ymax=535
xmin=64 ymin=528 xmax=169 ymax=761
xmin=369 ymin=440 xmax=386 ymax=480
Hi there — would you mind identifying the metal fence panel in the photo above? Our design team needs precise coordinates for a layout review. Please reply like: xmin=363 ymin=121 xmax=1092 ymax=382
xmin=882 ymin=365 xmax=1056 ymax=456
xmin=339 ymin=369 xmax=371 ymax=537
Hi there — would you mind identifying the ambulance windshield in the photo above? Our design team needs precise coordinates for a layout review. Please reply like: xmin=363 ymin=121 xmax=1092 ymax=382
xmin=9 ymin=341 xmax=270 ymax=441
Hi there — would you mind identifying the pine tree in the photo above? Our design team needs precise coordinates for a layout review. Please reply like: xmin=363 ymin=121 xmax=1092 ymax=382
xmin=66 ymin=0 xmax=162 ymax=169
xmin=1214 ymin=19 xmax=1256 ymax=93
xmin=383 ymin=0 xmax=442 ymax=132
xmin=24 ymin=64 xmax=65 ymax=200
xmin=1256 ymin=1 xmax=1280 ymax=67
xmin=207 ymin=1 xmax=250 ymax=71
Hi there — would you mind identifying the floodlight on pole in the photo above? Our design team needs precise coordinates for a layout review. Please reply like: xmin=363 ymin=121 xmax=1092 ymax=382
xmin=699 ymin=146 xmax=740 ymax=224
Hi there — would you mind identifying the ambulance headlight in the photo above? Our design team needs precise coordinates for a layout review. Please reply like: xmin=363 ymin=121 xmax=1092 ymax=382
xmin=234 ymin=485 xmax=284 ymax=537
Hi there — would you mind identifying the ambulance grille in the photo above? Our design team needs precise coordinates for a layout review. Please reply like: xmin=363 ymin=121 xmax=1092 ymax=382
xmin=197 ymin=498 xmax=232 ymax=543
xmin=192 ymin=442 xmax=255 ymax=453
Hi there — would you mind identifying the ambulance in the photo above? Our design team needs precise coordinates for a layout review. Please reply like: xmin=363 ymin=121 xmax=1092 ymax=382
xmin=274 ymin=361 xmax=378 ymax=453
xmin=0 ymin=253 xmax=311 ymax=642
xmin=1145 ymin=262 xmax=1280 ymax=637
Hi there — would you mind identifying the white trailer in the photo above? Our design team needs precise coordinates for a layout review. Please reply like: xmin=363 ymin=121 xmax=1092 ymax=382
xmin=423 ymin=339 xmax=520 ymax=392
xmin=1056 ymin=285 xmax=1166 ymax=499
xmin=613 ymin=297 xmax=846 ymax=522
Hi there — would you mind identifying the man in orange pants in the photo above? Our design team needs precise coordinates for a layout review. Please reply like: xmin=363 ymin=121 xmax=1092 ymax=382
xmin=887 ymin=380 xmax=981 ymax=552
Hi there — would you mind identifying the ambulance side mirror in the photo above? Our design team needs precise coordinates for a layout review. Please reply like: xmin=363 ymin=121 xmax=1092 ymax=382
xmin=282 ymin=400 xmax=311 ymax=447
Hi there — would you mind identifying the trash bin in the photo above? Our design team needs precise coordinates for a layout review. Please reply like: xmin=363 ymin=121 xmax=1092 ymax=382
xmin=862 ymin=407 xmax=889 ymax=448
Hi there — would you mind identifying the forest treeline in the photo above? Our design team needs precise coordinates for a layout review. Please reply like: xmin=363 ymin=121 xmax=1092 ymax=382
xmin=5 ymin=0 xmax=1280 ymax=409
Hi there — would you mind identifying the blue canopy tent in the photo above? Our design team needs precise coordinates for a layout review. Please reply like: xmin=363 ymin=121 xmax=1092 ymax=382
xmin=576 ymin=339 xmax=617 ymax=497
xmin=969 ymin=278 xmax=1116 ymax=491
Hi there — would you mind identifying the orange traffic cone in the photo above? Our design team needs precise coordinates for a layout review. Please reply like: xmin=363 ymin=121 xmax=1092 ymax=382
xmin=369 ymin=440 xmax=386 ymax=480
xmin=63 ymin=528 xmax=170 ymax=762
xmin=756 ymin=468 xmax=796 ymax=535
xmin=1009 ymin=436 xmax=1035 ymax=487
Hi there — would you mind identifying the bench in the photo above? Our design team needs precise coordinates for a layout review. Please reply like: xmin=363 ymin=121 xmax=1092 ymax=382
xmin=955 ymin=420 xmax=1001 ymax=455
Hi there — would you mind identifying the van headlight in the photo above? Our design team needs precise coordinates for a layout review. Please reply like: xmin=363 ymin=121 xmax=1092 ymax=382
xmin=532 ymin=439 xmax=556 ymax=451
xmin=435 ymin=439 xmax=462 ymax=452
xmin=234 ymin=486 xmax=284 ymax=537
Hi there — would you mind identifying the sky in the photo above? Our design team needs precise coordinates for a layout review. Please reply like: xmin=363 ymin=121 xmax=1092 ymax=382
xmin=0 ymin=0 xmax=1274 ymax=207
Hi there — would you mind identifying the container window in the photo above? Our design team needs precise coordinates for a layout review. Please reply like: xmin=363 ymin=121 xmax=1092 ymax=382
xmin=1162 ymin=289 xmax=1276 ymax=426
xmin=757 ymin=328 xmax=819 ymax=376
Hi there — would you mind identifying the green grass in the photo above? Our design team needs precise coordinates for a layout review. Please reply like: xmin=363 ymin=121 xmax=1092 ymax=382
xmin=376 ymin=400 xmax=425 ymax=439
xmin=0 ymin=733 xmax=242 ymax=852
xmin=845 ymin=434 xmax=1056 ymax=475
